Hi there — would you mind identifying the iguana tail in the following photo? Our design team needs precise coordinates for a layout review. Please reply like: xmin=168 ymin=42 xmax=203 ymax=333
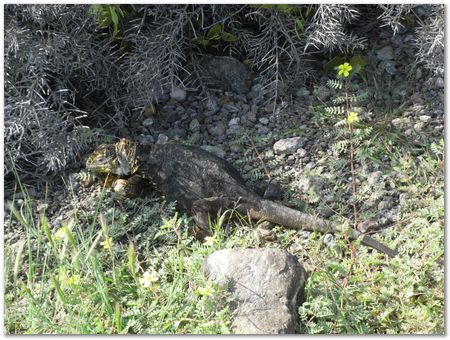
xmin=239 ymin=198 xmax=398 ymax=258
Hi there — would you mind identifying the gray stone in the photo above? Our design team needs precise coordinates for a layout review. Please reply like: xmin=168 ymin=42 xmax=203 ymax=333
xmin=297 ymin=176 xmax=325 ymax=194
xmin=297 ymin=177 xmax=312 ymax=193
xmin=207 ymin=122 xmax=226 ymax=137
xmin=263 ymin=102 xmax=276 ymax=114
xmin=315 ymin=85 xmax=331 ymax=101
xmin=323 ymin=233 xmax=336 ymax=248
xmin=204 ymin=109 xmax=219 ymax=117
xmin=189 ymin=118 xmax=200 ymax=132
xmin=251 ymin=83 xmax=263 ymax=92
xmin=166 ymin=127 xmax=185 ymax=139
xmin=273 ymin=137 xmax=305 ymax=155
xmin=170 ymin=86 xmax=187 ymax=101
xmin=414 ymin=122 xmax=424 ymax=131
xmin=378 ymin=216 xmax=390 ymax=227
xmin=367 ymin=171 xmax=382 ymax=186
xmin=226 ymin=125 xmax=241 ymax=136
xmin=175 ymin=105 xmax=185 ymax=114
xmin=305 ymin=162 xmax=315 ymax=170
xmin=296 ymin=148 xmax=307 ymax=158
xmin=257 ymin=126 xmax=270 ymax=135
xmin=377 ymin=45 xmax=394 ymax=60
xmin=228 ymin=117 xmax=240 ymax=126
xmin=200 ymin=145 xmax=226 ymax=159
xmin=156 ymin=133 xmax=169 ymax=144
xmin=259 ymin=117 xmax=269 ymax=125
xmin=379 ymin=60 xmax=397 ymax=75
xmin=200 ymin=56 xmax=253 ymax=94
xmin=204 ymin=116 xmax=213 ymax=125
xmin=248 ymin=83 xmax=263 ymax=99
xmin=384 ymin=209 xmax=396 ymax=221
xmin=244 ymin=110 xmax=257 ymax=123
xmin=136 ymin=134 xmax=154 ymax=145
xmin=391 ymin=118 xmax=404 ymax=128
xmin=435 ymin=77 xmax=444 ymax=89
xmin=419 ymin=115 xmax=432 ymax=123
xmin=203 ymin=248 xmax=306 ymax=334
xmin=390 ymin=34 xmax=403 ymax=46
xmin=241 ymin=103 xmax=250 ymax=115
xmin=205 ymin=97 xmax=219 ymax=111
xmin=415 ymin=67 xmax=423 ymax=80
xmin=223 ymin=103 xmax=240 ymax=113
xmin=142 ymin=117 xmax=154 ymax=127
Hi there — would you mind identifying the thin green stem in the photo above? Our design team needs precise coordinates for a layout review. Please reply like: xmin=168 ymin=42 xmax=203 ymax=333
xmin=344 ymin=78 xmax=359 ymax=230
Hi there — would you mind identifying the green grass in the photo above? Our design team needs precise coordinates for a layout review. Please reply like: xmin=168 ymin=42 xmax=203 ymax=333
xmin=4 ymin=181 xmax=234 ymax=334
xmin=4 ymin=127 xmax=444 ymax=334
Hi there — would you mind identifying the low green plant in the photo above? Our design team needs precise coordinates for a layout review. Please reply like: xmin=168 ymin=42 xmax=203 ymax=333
xmin=322 ymin=60 xmax=371 ymax=230
xmin=193 ymin=23 xmax=237 ymax=49
xmin=89 ymin=5 xmax=127 ymax=35
xmin=4 ymin=178 xmax=233 ymax=334
xmin=294 ymin=60 xmax=444 ymax=333
xmin=296 ymin=142 xmax=444 ymax=333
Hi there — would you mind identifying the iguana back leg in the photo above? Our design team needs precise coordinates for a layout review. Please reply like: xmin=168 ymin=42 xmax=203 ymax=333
xmin=190 ymin=196 xmax=237 ymax=239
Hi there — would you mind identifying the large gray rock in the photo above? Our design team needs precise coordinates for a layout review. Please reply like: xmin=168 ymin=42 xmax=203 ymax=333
xmin=203 ymin=248 xmax=306 ymax=334
xmin=273 ymin=137 xmax=305 ymax=155
xmin=200 ymin=56 xmax=253 ymax=94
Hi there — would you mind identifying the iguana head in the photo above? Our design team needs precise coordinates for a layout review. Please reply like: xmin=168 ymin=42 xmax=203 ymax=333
xmin=86 ymin=138 xmax=139 ymax=176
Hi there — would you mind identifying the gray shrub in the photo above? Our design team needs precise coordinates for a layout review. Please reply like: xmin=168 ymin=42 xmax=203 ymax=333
xmin=4 ymin=4 xmax=444 ymax=182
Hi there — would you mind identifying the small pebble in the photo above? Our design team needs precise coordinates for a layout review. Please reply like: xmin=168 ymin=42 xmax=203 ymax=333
xmin=156 ymin=133 xmax=169 ymax=144
xmin=419 ymin=115 xmax=432 ymax=123
xmin=435 ymin=77 xmax=444 ymax=89
xmin=259 ymin=117 xmax=269 ymax=125
xmin=170 ymin=86 xmax=187 ymax=101
xmin=142 ymin=118 xmax=154 ymax=127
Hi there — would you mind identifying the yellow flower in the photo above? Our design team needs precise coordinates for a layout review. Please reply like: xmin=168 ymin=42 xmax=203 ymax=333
xmin=101 ymin=236 xmax=113 ymax=250
xmin=67 ymin=274 xmax=81 ymax=286
xmin=338 ymin=62 xmax=352 ymax=77
xmin=196 ymin=286 xmax=215 ymax=297
xmin=139 ymin=271 xmax=159 ymax=288
xmin=203 ymin=236 xmax=216 ymax=247
xmin=347 ymin=111 xmax=359 ymax=124
xmin=53 ymin=227 xmax=67 ymax=242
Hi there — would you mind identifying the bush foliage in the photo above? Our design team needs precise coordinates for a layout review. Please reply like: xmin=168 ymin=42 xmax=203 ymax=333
xmin=4 ymin=4 xmax=444 ymax=180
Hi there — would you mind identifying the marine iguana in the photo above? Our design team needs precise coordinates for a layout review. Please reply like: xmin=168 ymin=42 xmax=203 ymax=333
xmin=86 ymin=139 xmax=398 ymax=257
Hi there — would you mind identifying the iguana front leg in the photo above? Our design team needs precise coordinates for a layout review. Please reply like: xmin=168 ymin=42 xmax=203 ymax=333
xmin=112 ymin=175 xmax=151 ymax=198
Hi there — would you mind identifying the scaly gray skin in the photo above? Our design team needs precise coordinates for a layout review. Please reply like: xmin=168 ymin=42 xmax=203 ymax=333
xmin=86 ymin=140 xmax=398 ymax=257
